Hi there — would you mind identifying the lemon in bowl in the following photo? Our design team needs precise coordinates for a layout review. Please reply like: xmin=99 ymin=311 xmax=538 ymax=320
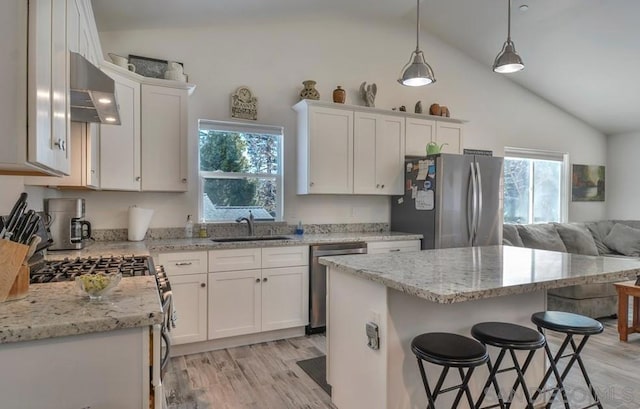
xmin=75 ymin=273 xmax=122 ymax=300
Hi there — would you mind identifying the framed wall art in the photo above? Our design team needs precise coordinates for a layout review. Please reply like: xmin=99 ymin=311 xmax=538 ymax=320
xmin=572 ymin=164 xmax=605 ymax=202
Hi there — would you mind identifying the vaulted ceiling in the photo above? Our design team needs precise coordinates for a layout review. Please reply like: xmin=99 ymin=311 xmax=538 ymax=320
xmin=92 ymin=0 xmax=640 ymax=136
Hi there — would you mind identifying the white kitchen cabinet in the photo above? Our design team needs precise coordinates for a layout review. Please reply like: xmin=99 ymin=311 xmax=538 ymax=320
xmin=262 ymin=266 xmax=309 ymax=331
xmin=100 ymin=62 xmax=194 ymax=192
xmin=208 ymin=246 xmax=309 ymax=340
xmin=169 ymin=273 xmax=208 ymax=344
xmin=141 ymin=85 xmax=189 ymax=191
xmin=295 ymin=102 xmax=354 ymax=194
xmin=353 ymin=112 xmax=405 ymax=195
xmin=100 ymin=68 xmax=142 ymax=191
xmin=159 ymin=251 xmax=209 ymax=345
xmin=367 ymin=239 xmax=421 ymax=254
xmin=436 ymin=121 xmax=464 ymax=154
xmin=0 ymin=0 xmax=70 ymax=176
xmin=405 ymin=117 xmax=435 ymax=156
xmin=208 ymin=269 xmax=262 ymax=339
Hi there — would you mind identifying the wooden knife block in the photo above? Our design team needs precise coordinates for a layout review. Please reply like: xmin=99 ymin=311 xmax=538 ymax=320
xmin=0 ymin=239 xmax=30 ymax=302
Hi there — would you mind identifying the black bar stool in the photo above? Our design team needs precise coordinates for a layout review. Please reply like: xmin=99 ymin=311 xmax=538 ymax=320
xmin=411 ymin=332 xmax=489 ymax=409
xmin=530 ymin=311 xmax=604 ymax=409
xmin=471 ymin=322 xmax=546 ymax=409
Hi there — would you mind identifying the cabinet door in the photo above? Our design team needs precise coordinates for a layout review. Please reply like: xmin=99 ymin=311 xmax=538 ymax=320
xmin=436 ymin=122 xmax=464 ymax=154
xmin=170 ymin=273 xmax=208 ymax=345
xmin=354 ymin=113 xmax=404 ymax=195
xmin=376 ymin=115 xmax=405 ymax=195
xmin=261 ymin=266 xmax=309 ymax=331
xmin=86 ymin=122 xmax=100 ymax=188
xmin=27 ymin=0 xmax=57 ymax=173
xmin=405 ymin=118 xmax=435 ymax=156
xmin=307 ymin=106 xmax=353 ymax=194
xmin=353 ymin=112 xmax=378 ymax=194
xmin=208 ymin=270 xmax=261 ymax=339
xmin=100 ymin=70 xmax=141 ymax=191
xmin=141 ymin=85 xmax=188 ymax=192
xmin=51 ymin=0 xmax=70 ymax=175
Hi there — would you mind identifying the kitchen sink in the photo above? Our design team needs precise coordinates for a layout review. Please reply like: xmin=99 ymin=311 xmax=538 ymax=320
xmin=211 ymin=235 xmax=291 ymax=243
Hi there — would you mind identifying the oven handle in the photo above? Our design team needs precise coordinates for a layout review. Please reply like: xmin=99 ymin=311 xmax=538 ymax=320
xmin=161 ymin=329 xmax=171 ymax=371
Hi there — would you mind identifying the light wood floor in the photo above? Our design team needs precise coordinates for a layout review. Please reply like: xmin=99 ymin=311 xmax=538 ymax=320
xmin=164 ymin=317 xmax=640 ymax=409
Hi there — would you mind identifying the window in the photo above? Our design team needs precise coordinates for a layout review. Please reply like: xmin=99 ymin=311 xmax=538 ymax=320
xmin=198 ymin=120 xmax=283 ymax=222
xmin=503 ymin=148 xmax=569 ymax=224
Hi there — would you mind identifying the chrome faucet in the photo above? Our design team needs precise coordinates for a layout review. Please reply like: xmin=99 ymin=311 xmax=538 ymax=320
xmin=236 ymin=210 xmax=255 ymax=236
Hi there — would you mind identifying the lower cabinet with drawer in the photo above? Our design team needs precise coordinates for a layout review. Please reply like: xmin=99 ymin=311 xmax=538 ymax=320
xmin=158 ymin=251 xmax=208 ymax=345
xmin=208 ymin=246 xmax=309 ymax=340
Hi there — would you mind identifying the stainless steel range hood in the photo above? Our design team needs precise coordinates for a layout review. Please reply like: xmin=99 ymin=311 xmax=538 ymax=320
xmin=69 ymin=51 xmax=121 ymax=125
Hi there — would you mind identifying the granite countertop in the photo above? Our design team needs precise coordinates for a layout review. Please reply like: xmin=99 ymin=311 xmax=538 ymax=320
xmin=0 ymin=276 xmax=163 ymax=344
xmin=319 ymin=245 xmax=640 ymax=304
xmin=44 ymin=232 xmax=422 ymax=259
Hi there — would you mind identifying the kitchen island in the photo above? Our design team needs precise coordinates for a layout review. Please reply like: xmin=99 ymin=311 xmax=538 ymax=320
xmin=320 ymin=245 xmax=640 ymax=409
xmin=0 ymin=277 xmax=163 ymax=409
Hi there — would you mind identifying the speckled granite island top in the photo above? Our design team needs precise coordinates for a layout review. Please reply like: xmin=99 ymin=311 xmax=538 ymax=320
xmin=319 ymin=245 xmax=640 ymax=303
xmin=0 ymin=277 xmax=163 ymax=344
xmin=44 ymin=232 xmax=422 ymax=259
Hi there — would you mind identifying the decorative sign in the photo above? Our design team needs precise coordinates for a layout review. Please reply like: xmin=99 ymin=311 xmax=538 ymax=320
xmin=231 ymin=86 xmax=257 ymax=120
xmin=463 ymin=148 xmax=493 ymax=156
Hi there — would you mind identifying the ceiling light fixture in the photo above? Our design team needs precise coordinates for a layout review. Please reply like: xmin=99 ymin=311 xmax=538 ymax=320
xmin=398 ymin=0 xmax=435 ymax=86
xmin=493 ymin=0 xmax=524 ymax=74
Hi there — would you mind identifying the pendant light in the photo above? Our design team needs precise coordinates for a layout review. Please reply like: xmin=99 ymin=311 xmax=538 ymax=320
xmin=398 ymin=0 xmax=435 ymax=86
xmin=493 ymin=0 xmax=524 ymax=73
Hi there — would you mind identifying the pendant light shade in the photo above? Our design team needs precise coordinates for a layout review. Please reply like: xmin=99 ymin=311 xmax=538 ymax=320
xmin=398 ymin=0 xmax=435 ymax=86
xmin=493 ymin=0 xmax=524 ymax=73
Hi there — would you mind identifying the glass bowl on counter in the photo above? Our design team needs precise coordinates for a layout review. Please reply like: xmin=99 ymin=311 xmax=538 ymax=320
xmin=75 ymin=273 xmax=122 ymax=300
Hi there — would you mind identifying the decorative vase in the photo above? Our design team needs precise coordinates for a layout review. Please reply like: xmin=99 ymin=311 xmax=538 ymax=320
xmin=332 ymin=86 xmax=346 ymax=104
xmin=300 ymin=80 xmax=320 ymax=100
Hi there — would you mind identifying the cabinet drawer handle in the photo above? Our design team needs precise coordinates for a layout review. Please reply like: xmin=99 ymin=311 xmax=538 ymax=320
xmin=182 ymin=178 xmax=187 ymax=183
xmin=263 ymin=277 xmax=268 ymax=282
xmin=175 ymin=262 xmax=193 ymax=266
xmin=310 ymin=182 xmax=314 ymax=187
xmin=381 ymin=184 xmax=385 ymax=189
xmin=200 ymin=283 xmax=206 ymax=288
xmin=389 ymin=249 xmax=401 ymax=252
xmin=255 ymin=278 xmax=261 ymax=283
xmin=135 ymin=176 xmax=141 ymax=181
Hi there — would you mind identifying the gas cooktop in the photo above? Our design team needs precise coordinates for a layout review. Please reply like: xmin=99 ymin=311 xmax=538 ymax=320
xmin=30 ymin=255 xmax=154 ymax=284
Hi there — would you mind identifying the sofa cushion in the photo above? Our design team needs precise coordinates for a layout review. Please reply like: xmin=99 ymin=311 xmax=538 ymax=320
xmin=603 ymin=223 xmax=640 ymax=257
xmin=553 ymin=223 xmax=599 ymax=256
xmin=584 ymin=221 xmax=615 ymax=255
xmin=503 ymin=224 xmax=524 ymax=247
xmin=516 ymin=223 xmax=567 ymax=252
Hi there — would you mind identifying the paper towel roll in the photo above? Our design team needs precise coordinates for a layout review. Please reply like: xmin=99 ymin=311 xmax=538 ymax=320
xmin=128 ymin=206 xmax=154 ymax=241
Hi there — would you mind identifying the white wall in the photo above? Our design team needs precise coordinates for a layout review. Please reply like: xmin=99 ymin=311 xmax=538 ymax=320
xmin=606 ymin=132 xmax=640 ymax=219
xmin=2 ymin=14 xmax=605 ymax=226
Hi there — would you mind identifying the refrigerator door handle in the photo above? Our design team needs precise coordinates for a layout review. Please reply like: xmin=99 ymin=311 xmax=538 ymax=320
xmin=468 ymin=161 xmax=478 ymax=245
xmin=475 ymin=161 xmax=483 ymax=244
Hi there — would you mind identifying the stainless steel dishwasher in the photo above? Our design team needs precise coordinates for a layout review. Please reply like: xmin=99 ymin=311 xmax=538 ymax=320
xmin=307 ymin=242 xmax=367 ymax=334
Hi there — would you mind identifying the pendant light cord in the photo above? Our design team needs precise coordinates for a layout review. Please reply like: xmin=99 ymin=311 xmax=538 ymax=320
xmin=506 ymin=0 xmax=512 ymax=42
xmin=415 ymin=0 xmax=421 ymax=52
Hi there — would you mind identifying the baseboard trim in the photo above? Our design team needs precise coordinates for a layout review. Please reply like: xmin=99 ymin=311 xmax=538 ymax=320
xmin=171 ymin=326 xmax=306 ymax=356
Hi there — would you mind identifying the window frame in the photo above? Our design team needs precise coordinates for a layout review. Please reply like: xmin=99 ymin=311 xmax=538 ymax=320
xmin=503 ymin=147 xmax=570 ymax=224
xmin=197 ymin=119 xmax=284 ymax=223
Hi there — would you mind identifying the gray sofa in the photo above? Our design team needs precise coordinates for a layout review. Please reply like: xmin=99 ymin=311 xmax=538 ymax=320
xmin=503 ymin=220 xmax=640 ymax=318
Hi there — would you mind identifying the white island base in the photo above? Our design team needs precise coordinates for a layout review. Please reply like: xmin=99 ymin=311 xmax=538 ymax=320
xmin=327 ymin=268 xmax=547 ymax=409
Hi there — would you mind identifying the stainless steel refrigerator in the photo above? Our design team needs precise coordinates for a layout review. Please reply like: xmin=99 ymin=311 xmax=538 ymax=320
xmin=391 ymin=153 xmax=503 ymax=249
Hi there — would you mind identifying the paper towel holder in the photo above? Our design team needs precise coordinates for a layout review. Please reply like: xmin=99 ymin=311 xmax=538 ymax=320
xmin=128 ymin=205 xmax=154 ymax=241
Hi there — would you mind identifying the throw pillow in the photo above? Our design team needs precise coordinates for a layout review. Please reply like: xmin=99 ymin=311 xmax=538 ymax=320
xmin=516 ymin=223 xmax=568 ymax=252
xmin=553 ymin=223 xmax=599 ymax=256
xmin=585 ymin=221 xmax=615 ymax=255
xmin=503 ymin=224 xmax=524 ymax=247
xmin=603 ymin=223 xmax=640 ymax=257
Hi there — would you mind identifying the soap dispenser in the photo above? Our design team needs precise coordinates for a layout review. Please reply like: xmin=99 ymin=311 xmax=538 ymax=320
xmin=185 ymin=215 xmax=193 ymax=238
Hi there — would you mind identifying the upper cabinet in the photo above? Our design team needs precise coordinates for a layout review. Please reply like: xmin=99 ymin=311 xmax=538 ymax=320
xmin=0 ymin=0 xmax=71 ymax=176
xmin=294 ymin=100 xmax=465 ymax=195
xmin=99 ymin=63 xmax=194 ymax=192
